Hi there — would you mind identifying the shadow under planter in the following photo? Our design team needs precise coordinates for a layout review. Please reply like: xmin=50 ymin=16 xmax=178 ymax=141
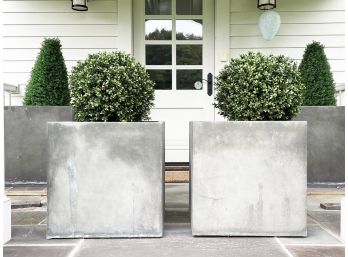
xmin=5 ymin=106 xmax=73 ymax=184
xmin=47 ymin=122 xmax=165 ymax=238
xmin=293 ymin=106 xmax=345 ymax=184
xmin=190 ymin=121 xmax=307 ymax=237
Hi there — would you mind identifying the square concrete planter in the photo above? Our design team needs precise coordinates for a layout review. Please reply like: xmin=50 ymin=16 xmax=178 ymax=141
xmin=293 ymin=106 xmax=344 ymax=184
xmin=5 ymin=106 xmax=73 ymax=183
xmin=190 ymin=121 xmax=307 ymax=237
xmin=47 ymin=122 xmax=165 ymax=238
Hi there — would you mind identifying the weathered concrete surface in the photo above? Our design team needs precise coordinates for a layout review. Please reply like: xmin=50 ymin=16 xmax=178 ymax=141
xmin=5 ymin=106 xmax=73 ymax=183
xmin=293 ymin=106 xmax=345 ymax=183
xmin=190 ymin=121 xmax=307 ymax=236
xmin=47 ymin=122 xmax=165 ymax=238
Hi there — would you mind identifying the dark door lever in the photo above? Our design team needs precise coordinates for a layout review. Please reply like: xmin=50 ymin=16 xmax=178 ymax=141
xmin=207 ymin=73 xmax=213 ymax=96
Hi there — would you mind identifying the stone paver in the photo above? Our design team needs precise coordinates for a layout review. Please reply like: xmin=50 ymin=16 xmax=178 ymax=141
xmin=9 ymin=225 xmax=79 ymax=245
xmin=76 ymin=237 xmax=288 ymax=257
xmin=4 ymin=184 xmax=345 ymax=257
xmin=287 ymin=246 xmax=345 ymax=257
xmin=308 ymin=211 xmax=341 ymax=235
xmin=4 ymin=246 xmax=74 ymax=257
xmin=278 ymin=224 xmax=343 ymax=246
xmin=12 ymin=211 xmax=46 ymax=225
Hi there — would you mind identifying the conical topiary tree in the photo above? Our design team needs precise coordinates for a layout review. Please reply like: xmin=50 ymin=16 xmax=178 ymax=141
xmin=24 ymin=38 xmax=70 ymax=106
xmin=299 ymin=41 xmax=336 ymax=106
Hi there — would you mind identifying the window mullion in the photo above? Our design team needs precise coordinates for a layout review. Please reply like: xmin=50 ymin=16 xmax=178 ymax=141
xmin=172 ymin=0 xmax=177 ymax=91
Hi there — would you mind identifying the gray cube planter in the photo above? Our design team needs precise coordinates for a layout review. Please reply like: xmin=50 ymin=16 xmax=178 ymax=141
xmin=190 ymin=121 xmax=307 ymax=237
xmin=5 ymin=106 xmax=73 ymax=183
xmin=47 ymin=122 xmax=165 ymax=238
xmin=293 ymin=106 xmax=345 ymax=184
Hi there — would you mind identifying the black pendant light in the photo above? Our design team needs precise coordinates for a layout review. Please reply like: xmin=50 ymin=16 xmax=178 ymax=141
xmin=258 ymin=0 xmax=276 ymax=10
xmin=72 ymin=0 xmax=88 ymax=11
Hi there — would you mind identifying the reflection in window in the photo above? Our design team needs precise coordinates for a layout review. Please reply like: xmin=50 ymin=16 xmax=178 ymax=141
xmin=147 ymin=70 xmax=172 ymax=90
xmin=145 ymin=20 xmax=172 ymax=40
xmin=145 ymin=0 xmax=172 ymax=15
xmin=176 ymin=0 xmax=202 ymax=15
xmin=176 ymin=20 xmax=203 ymax=40
xmin=146 ymin=45 xmax=172 ymax=65
xmin=177 ymin=45 xmax=202 ymax=65
xmin=177 ymin=70 xmax=202 ymax=90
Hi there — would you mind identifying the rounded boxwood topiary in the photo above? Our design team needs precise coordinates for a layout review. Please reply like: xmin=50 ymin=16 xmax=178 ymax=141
xmin=24 ymin=38 xmax=70 ymax=106
xmin=69 ymin=51 xmax=155 ymax=122
xmin=299 ymin=41 xmax=336 ymax=106
xmin=214 ymin=52 xmax=304 ymax=121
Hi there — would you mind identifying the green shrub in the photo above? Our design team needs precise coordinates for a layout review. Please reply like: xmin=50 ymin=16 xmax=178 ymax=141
xmin=214 ymin=52 xmax=304 ymax=121
xmin=69 ymin=51 xmax=155 ymax=122
xmin=299 ymin=41 xmax=336 ymax=106
xmin=24 ymin=38 xmax=70 ymax=106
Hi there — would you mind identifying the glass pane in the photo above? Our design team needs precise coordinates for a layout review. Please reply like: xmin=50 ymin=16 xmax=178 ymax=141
xmin=176 ymin=0 xmax=202 ymax=15
xmin=145 ymin=0 xmax=171 ymax=15
xmin=177 ymin=69 xmax=203 ymax=90
xmin=146 ymin=45 xmax=172 ymax=65
xmin=176 ymin=20 xmax=203 ymax=40
xmin=145 ymin=20 xmax=172 ymax=40
xmin=177 ymin=45 xmax=202 ymax=65
xmin=147 ymin=70 xmax=172 ymax=90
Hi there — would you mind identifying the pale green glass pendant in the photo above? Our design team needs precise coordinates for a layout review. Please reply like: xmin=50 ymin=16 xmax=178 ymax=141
xmin=259 ymin=10 xmax=281 ymax=41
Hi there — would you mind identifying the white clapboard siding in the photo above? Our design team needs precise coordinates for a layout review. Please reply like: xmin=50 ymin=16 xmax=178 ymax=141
xmin=4 ymin=25 xmax=119 ymax=37
xmin=230 ymin=35 xmax=344 ymax=49
xmin=4 ymin=37 xmax=119 ymax=49
xmin=231 ymin=0 xmax=344 ymax=12
xmin=230 ymin=0 xmax=345 ymax=87
xmin=230 ymin=11 xmax=344 ymax=25
xmin=4 ymin=60 xmax=79 ymax=73
xmin=333 ymin=72 xmax=345 ymax=84
xmin=230 ymin=47 xmax=345 ymax=60
xmin=3 ymin=0 xmax=124 ymax=106
xmin=3 ymin=48 xmax=118 ymax=61
xmin=3 ymin=13 xmax=118 ymax=25
xmin=3 ymin=1 xmax=117 ymax=13
xmin=230 ymin=23 xmax=345 ymax=37
xmin=3 ymin=73 xmax=31 ymax=86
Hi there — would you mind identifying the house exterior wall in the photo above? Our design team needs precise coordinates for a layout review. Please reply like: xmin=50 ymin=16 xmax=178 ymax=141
xmin=229 ymin=0 xmax=345 ymax=86
xmin=3 ymin=0 xmax=131 ymax=106
xmin=2 ymin=0 xmax=345 ymax=105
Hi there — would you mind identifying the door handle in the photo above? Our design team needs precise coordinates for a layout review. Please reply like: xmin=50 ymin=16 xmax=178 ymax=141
xmin=207 ymin=73 xmax=213 ymax=96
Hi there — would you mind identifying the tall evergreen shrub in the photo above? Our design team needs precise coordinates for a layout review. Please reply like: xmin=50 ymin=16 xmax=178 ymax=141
xmin=299 ymin=41 xmax=336 ymax=106
xmin=24 ymin=38 xmax=70 ymax=106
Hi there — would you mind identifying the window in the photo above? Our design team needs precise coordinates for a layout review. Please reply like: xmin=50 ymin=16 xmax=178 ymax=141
xmin=145 ymin=0 xmax=204 ymax=90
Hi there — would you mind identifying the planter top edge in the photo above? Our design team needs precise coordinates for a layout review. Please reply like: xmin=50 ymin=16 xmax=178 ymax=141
xmin=47 ymin=121 xmax=164 ymax=125
xmin=5 ymin=106 xmax=71 ymax=110
xmin=301 ymin=106 xmax=344 ymax=109
xmin=190 ymin=121 xmax=307 ymax=124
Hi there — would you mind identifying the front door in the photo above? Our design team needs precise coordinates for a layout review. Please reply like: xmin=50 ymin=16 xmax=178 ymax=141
xmin=134 ymin=0 xmax=215 ymax=162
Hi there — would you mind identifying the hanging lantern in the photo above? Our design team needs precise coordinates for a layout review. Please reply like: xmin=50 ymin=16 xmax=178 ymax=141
xmin=259 ymin=10 xmax=281 ymax=41
xmin=72 ymin=0 xmax=88 ymax=11
xmin=258 ymin=0 xmax=276 ymax=10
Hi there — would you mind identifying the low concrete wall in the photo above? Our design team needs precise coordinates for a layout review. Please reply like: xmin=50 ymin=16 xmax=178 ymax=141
xmin=190 ymin=121 xmax=307 ymax=236
xmin=47 ymin=122 xmax=165 ymax=238
xmin=293 ymin=106 xmax=345 ymax=184
xmin=5 ymin=106 xmax=73 ymax=183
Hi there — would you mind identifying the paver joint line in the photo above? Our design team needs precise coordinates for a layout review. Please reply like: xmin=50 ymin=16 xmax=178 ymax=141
xmin=316 ymin=222 xmax=345 ymax=244
xmin=4 ymin=244 xmax=77 ymax=247
xmin=67 ymin=239 xmax=84 ymax=257
xmin=275 ymin=237 xmax=295 ymax=257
